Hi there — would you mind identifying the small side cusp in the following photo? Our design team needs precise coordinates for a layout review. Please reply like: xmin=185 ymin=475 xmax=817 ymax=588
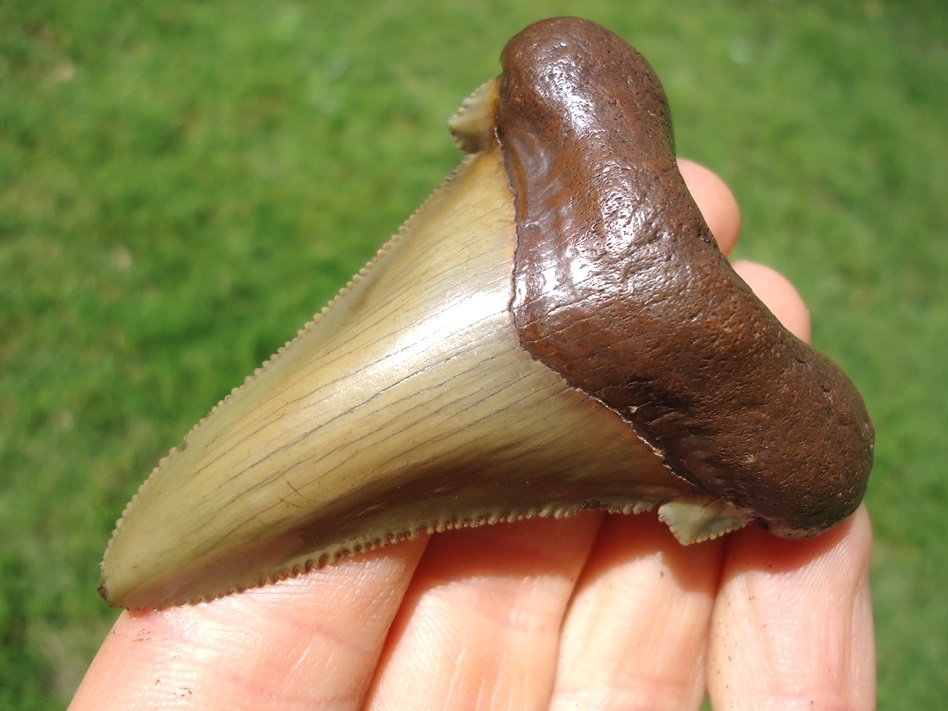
xmin=658 ymin=499 xmax=751 ymax=544
xmin=449 ymin=78 xmax=500 ymax=154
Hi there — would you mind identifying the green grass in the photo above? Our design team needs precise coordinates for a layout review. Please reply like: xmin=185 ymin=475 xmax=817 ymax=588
xmin=2 ymin=1 xmax=946 ymax=707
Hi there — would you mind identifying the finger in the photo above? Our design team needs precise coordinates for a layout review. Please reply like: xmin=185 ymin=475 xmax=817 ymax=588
xmin=364 ymin=514 xmax=602 ymax=710
xmin=69 ymin=540 xmax=427 ymax=710
xmin=678 ymin=158 xmax=741 ymax=255
xmin=678 ymin=160 xmax=810 ymax=340
xmin=732 ymin=260 xmax=811 ymax=342
xmin=707 ymin=505 xmax=875 ymax=710
xmin=550 ymin=513 xmax=726 ymax=710
xmin=547 ymin=162 xmax=745 ymax=709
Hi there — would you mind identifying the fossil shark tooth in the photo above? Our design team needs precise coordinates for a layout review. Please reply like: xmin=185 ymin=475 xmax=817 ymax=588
xmin=99 ymin=17 xmax=874 ymax=610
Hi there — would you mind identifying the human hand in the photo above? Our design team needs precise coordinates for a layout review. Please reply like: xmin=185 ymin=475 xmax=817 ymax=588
xmin=69 ymin=161 xmax=875 ymax=710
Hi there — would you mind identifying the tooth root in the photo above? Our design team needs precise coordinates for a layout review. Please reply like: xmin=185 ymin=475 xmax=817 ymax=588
xmin=99 ymin=149 xmax=705 ymax=610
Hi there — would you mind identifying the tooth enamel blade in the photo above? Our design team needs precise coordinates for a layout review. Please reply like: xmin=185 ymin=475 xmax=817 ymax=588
xmin=99 ymin=150 xmax=692 ymax=610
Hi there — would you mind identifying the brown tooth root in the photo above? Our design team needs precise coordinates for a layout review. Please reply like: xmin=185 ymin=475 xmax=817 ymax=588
xmin=99 ymin=17 xmax=873 ymax=610
xmin=499 ymin=17 xmax=873 ymax=538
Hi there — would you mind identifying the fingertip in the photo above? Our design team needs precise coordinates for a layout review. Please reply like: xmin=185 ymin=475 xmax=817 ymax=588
xmin=678 ymin=158 xmax=742 ymax=255
xmin=732 ymin=260 xmax=811 ymax=343
xmin=676 ymin=161 xmax=811 ymax=343
xmin=723 ymin=504 xmax=872 ymax=580
xmin=708 ymin=505 xmax=876 ymax=710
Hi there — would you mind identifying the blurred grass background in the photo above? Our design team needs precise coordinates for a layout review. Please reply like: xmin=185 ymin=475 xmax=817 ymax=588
xmin=2 ymin=0 xmax=945 ymax=708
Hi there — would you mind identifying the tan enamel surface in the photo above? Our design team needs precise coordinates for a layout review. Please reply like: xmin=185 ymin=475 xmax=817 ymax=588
xmin=100 ymin=150 xmax=693 ymax=609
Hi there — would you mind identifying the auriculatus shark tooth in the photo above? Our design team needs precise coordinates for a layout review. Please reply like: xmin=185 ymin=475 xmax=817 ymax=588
xmin=100 ymin=17 xmax=874 ymax=610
